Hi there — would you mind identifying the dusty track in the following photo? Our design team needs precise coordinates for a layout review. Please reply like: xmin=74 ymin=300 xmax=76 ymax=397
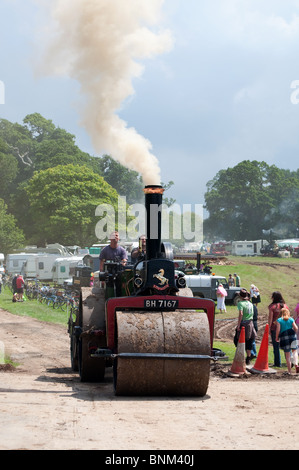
xmin=0 ymin=308 xmax=298 ymax=450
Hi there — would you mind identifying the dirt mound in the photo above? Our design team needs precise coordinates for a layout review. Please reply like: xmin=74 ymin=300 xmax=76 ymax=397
xmin=213 ymin=314 xmax=269 ymax=343
xmin=212 ymin=314 xmax=299 ymax=380
xmin=0 ymin=363 xmax=16 ymax=372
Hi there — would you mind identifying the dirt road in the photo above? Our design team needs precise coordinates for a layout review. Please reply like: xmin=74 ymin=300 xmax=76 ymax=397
xmin=0 ymin=309 xmax=298 ymax=451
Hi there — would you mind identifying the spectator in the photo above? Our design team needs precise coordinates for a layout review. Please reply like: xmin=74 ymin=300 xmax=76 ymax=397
xmin=234 ymin=273 xmax=241 ymax=287
xmin=228 ymin=274 xmax=235 ymax=287
xmin=275 ymin=307 xmax=298 ymax=374
xmin=294 ymin=303 xmax=299 ymax=372
xmin=0 ymin=272 xmax=2 ymax=294
xmin=268 ymin=291 xmax=288 ymax=368
xmin=12 ymin=274 xmax=18 ymax=294
xmin=236 ymin=288 xmax=256 ymax=365
xmin=16 ymin=274 xmax=25 ymax=302
xmin=216 ymin=283 xmax=227 ymax=314
xmin=251 ymin=303 xmax=258 ymax=359
xmin=250 ymin=284 xmax=261 ymax=304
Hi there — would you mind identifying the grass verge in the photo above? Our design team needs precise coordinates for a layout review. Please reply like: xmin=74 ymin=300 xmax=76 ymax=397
xmin=213 ymin=340 xmax=295 ymax=372
xmin=0 ymin=286 xmax=68 ymax=326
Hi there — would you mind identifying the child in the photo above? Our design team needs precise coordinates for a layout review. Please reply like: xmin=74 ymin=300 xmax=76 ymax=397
xmin=294 ymin=303 xmax=299 ymax=372
xmin=275 ymin=307 xmax=298 ymax=374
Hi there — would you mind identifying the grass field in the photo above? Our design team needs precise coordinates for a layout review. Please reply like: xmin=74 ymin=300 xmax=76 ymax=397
xmin=213 ymin=255 xmax=299 ymax=316
xmin=0 ymin=286 xmax=68 ymax=326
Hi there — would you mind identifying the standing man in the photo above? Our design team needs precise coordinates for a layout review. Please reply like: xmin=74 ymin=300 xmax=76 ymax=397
xmin=228 ymin=274 xmax=235 ymax=287
xmin=234 ymin=273 xmax=241 ymax=287
xmin=236 ymin=289 xmax=256 ymax=365
xmin=131 ymin=235 xmax=146 ymax=262
xmin=99 ymin=231 xmax=128 ymax=271
xmin=16 ymin=274 xmax=25 ymax=302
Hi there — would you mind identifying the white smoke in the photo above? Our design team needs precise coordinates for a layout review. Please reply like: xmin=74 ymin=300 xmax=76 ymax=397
xmin=38 ymin=0 xmax=173 ymax=185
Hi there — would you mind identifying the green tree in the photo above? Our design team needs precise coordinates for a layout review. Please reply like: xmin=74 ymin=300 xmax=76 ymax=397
xmin=0 ymin=118 xmax=34 ymax=188
xmin=161 ymin=181 xmax=176 ymax=207
xmin=0 ymin=199 xmax=25 ymax=254
xmin=24 ymin=164 xmax=121 ymax=246
xmin=23 ymin=113 xmax=56 ymax=142
xmin=99 ymin=155 xmax=144 ymax=204
xmin=203 ymin=160 xmax=299 ymax=240
xmin=23 ymin=113 xmax=100 ymax=173
xmin=0 ymin=138 xmax=19 ymax=200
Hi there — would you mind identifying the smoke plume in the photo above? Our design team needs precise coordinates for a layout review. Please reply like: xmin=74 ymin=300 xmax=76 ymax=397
xmin=39 ymin=0 xmax=173 ymax=185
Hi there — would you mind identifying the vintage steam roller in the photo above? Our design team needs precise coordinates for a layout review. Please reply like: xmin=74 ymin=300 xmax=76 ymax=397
xmin=68 ymin=185 xmax=216 ymax=396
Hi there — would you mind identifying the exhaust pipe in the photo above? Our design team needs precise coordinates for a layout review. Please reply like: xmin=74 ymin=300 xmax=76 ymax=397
xmin=144 ymin=185 xmax=164 ymax=260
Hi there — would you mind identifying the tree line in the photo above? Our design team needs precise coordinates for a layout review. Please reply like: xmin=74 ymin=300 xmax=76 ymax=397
xmin=1 ymin=113 xmax=298 ymax=253
xmin=0 ymin=113 xmax=144 ymax=253
xmin=203 ymin=160 xmax=299 ymax=241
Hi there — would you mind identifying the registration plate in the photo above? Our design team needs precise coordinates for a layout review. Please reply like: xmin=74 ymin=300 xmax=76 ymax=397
xmin=144 ymin=299 xmax=179 ymax=309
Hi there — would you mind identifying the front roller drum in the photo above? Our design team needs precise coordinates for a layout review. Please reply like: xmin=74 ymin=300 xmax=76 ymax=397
xmin=114 ymin=310 xmax=211 ymax=396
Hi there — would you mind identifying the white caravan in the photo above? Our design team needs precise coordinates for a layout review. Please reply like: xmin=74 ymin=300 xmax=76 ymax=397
xmin=24 ymin=254 xmax=62 ymax=280
xmin=52 ymin=256 xmax=84 ymax=284
xmin=6 ymin=253 xmax=39 ymax=276
xmin=231 ymin=240 xmax=266 ymax=256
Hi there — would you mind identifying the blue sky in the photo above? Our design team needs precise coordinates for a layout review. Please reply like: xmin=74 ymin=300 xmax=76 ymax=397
xmin=1 ymin=0 xmax=299 ymax=209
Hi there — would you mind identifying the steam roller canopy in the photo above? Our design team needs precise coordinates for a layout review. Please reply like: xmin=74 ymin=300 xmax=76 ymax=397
xmin=114 ymin=310 xmax=211 ymax=396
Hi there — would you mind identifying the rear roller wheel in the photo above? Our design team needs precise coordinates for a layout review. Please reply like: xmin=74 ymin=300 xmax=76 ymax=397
xmin=79 ymin=336 xmax=105 ymax=382
xmin=70 ymin=334 xmax=79 ymax=371
xmin=78 ymin=286 xmax=106 ymax=382
xmin=114 ymin=310 xmax=211 ymax=396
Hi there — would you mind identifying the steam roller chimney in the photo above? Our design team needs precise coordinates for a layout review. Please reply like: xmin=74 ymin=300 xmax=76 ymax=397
xmin=143 ymin=185 xmax=164 ymax=260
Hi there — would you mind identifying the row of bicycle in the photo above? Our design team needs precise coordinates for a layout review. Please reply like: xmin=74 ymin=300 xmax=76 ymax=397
xmin=25 ymin=282 xmax=80 ymax=313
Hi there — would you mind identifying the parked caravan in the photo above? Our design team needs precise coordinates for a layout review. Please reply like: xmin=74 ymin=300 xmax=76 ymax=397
xmin=13 ymin=243 xmax=71 ymax=256
xmin=83 ymin=254 xmax=100 ymax=272
xmin=24 ymin=254 xmax=62 ymax=280
xmin=6 ymin=244 xmax=73 ymax=277
xmin=231 ymin=240 xmax=266 ymax=256
xmin=52 ymin=256 xmax=84 ymax=284
xmin=6 ymin=253 xmax=39 ymax=276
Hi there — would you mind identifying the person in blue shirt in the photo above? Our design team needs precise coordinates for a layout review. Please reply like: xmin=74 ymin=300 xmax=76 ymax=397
xmin=275 ymin=307 xmax=298 ymax=374
xmin=99 ymin=231 xmax=128 ymax=271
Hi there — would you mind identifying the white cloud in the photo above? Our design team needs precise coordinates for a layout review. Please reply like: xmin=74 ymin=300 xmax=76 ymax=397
xmin=2 ymin=0 xmax=299 ymax=209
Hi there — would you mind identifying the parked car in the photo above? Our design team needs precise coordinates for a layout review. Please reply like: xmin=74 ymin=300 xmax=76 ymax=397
xmin=181 ymin=273 xmax=242 ymax=304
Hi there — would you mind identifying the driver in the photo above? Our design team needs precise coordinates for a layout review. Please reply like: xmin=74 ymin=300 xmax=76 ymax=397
xmin=99 ymin=231 xmax=128 ymax=271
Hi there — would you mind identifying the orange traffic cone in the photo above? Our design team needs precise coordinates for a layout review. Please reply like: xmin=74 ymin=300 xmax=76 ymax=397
xmin=249 ymin=324 xmax=276 ymax=375
xmin=228 ymin=326 xmax=247 ymax=377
